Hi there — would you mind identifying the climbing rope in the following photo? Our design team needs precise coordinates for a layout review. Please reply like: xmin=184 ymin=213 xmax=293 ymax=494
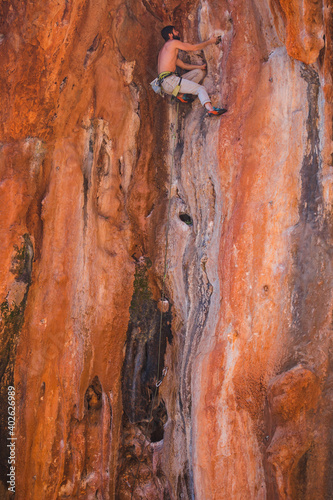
xmin=131 ymin=101 xmax=179 ymax=499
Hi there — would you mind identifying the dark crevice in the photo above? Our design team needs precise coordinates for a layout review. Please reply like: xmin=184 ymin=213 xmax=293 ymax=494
xmin=291 ymin=447 xmax=311 ymax=499
xmin=89 ymin=135 xmax=94 ymax=154
xmin=83 ymin=174 xmax=89 ymax=231
xmin=83 ymin=126 xmax=94 ymax=233
xmin=179 ymin=213 xmax=193 ymax=226
xmin=150 ymin=400 xmax=168 ymax=443
xmin=59 ymin=76 xmax=68 ymax=93
xmin=121 ymin=258 xmax=172 ymax=423
xmin=176 ymin=461 xmax=193 ymax=500
xmin=116 ymin=259 xmax=172 ymax=497
xmin=61 ymin=0 xmax=69 ymax=23
xmin=39 ymin=381 xmax=45 ymax=399
xmin=85 ymin=376 xmax=103 ymax=412
xmin=84 ymin=34 xmax=100 ymax=68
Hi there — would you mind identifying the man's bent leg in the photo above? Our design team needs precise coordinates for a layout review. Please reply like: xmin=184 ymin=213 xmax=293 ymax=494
xmin=178 ymin=78 xmax=210 ymax=106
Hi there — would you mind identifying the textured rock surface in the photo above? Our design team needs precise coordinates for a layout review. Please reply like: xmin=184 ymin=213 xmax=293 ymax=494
xmin=0 ymin=0 xmax=332 ymax=499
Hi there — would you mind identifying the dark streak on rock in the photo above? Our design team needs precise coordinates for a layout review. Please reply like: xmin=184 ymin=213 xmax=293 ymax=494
xmin=83 ymin=174 xmax=89 ymax=231
xmin=299 ymin=64 xmax=321 ymax=226
xmin=176 ymin=461 xmax=193 ymax=500
xmin=288 ymin=65 xmax=324 ymax=348
xmin=59 ymin=76 xmax=68 ymax=93
xmin=141 ymin=0 xmax=163 ymax=22
xmin=82 ymin=126 xmax=94 ymax=233
xmin=85 ymin=376 xmax=103 ymax=412
xmin=121 ymin=259 xmax=172 ymax=424
xmin=116 ymin=259 xmax=172 ymax=497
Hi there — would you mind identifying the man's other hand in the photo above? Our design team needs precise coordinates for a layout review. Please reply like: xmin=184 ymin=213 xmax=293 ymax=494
xmin=209 ymin=35 xmax=222 ymax=45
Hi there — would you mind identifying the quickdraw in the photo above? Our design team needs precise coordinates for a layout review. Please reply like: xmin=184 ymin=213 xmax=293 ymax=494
xmin=156 ymin=366 xmax=169 ymax=387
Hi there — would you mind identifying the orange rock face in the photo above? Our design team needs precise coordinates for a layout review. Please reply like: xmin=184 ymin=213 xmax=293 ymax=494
xmin=279 ymin=0 xmax=325 ymax=64
xmin=0 ymin=0 xmax=332 ymax=499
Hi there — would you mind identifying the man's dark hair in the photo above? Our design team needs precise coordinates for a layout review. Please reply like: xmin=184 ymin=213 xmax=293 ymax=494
xmin=161 ymin=25 xmax=175 ymax=41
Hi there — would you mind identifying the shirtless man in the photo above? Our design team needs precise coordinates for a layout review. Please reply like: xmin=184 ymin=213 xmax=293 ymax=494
xmin=158 ymin=25 xmax=227 ymax=116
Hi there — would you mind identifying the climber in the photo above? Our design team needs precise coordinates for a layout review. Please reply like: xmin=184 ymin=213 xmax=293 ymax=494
xmin=158 ymin=26 xmax=227 ymax=116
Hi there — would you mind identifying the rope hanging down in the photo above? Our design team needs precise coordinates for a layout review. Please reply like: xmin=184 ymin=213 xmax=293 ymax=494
xmin=131 ymin=101 xmax=180 ymax=499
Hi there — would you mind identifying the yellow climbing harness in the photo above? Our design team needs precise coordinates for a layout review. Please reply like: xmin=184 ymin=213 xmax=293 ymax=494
xmin=158 ymin=71 xmax=182 ymax=97
xmin=131 ymin=102 xmax=180 ymax=499
xmin=158 ymin=71 xmax=173 ymax=81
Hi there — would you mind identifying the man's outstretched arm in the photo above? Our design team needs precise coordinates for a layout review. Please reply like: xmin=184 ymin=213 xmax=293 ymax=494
xmin=176 ymin=58 xmax=207 ymax=71
xmin=174 ymin=36 xmax=219 ymax=52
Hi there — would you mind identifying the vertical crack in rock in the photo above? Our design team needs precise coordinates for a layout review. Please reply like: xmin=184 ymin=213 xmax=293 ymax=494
xmin=84 ymin=34 xmax=100 ymax=68
xmin=0 ymin=234 xmax=33 ymax=489
xmin=176 ymin=460 xmax=193 ymax=500
xmin=122 ymin=259 xmax=172 ymax=423
xmin=117 ymin=258 xmax=173 ymax=498
xmin=82 ymin=124 xmax=94 ymax=234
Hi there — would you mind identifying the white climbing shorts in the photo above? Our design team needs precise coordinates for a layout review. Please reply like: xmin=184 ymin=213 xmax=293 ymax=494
xmin=161 ymin=69 xmax=211 ymax=106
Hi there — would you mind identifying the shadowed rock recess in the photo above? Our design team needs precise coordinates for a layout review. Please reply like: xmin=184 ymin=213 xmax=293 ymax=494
xmin=0 ymin=0 xmax=332 ymax=499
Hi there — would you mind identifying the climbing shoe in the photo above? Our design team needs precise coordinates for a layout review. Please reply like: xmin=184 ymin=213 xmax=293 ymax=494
xmin=207 ymin=107 xmax=227 ymax=116
xmin=176 ymin=94 xmax=194 ymax=103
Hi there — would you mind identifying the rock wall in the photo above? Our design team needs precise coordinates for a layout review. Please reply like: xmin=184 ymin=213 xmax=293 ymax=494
xmin=0 ymin=0 xmax=332 ymax=498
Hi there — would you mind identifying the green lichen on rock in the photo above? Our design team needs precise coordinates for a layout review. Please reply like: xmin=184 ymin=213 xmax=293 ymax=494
xmin=0 ymin=234 xmax=34 ymax=488
xmin=10 ymin=233 xmax=33 ymax=283
xmin=0 ymin=234 xmax=33 ymax=382
xmin=0 ymin=234 xmax=34 ymax=485
xmin=0 ymin=302 xmax=25 ymax=382
xmin=0 ymin=301 xmax=25 ymax=331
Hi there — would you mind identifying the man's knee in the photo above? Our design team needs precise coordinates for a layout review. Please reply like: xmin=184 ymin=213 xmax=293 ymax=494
xmin=185 ymin=68 xmax=205 ymax=83
xmin=194 ymin=68 xmax=205 ymax=83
